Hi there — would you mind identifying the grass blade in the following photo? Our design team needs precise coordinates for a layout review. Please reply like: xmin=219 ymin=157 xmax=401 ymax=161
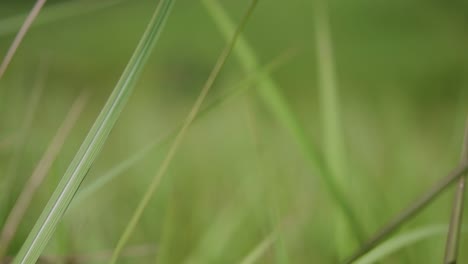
xmin=313 ymin=0 xmax=352 ymax=255
xmin=355 ymin=225 xmax=464 ymax=264
xmin=202 ymin=0 xmax=365 ymax=242
xmin=344 ymin=163 xmax=468 ymax=263
xmin=70 ymin=50 xmax=293 ymax=210
xmin=444 ymin=117 xmax=468 ymax=263
xmin=11 ymin=0 xmax=174 ymax=262
xmin=108 ymin=1 xmax=259 ymax=262
xmin=0 ymin=94 xmax=86 ymax=259
xmin=0 ymin=0 xmax=47 ymax=80
xmin=0 ymin=0 xmax=125 ymax=37
xmin=314 ymin=0 xmax=346 ymax=187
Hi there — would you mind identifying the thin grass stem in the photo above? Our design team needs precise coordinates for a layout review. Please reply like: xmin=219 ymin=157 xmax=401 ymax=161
xmin=108 ymin=1 xmax=259 ymax=262
xmin=313 ymin=0 xmax=352 ymax=255
xmin=0 ymin=0 xmax=47 ymax=80
xmin=444 ymin=117 xmax=468 ymax=264
xmin=343 ymin=162 xmax=468 ymax=263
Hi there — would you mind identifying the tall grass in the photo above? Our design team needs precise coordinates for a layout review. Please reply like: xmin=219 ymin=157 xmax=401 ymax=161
xmin=202 ymin=0 xmax=365 ymax=244
xmin=1 ymin=0 xmax=465 ymax=263
xmin=108 ymin=1 xmax=259 ymax=262
xmin=11 ymin=0 xmax=174 ymax=262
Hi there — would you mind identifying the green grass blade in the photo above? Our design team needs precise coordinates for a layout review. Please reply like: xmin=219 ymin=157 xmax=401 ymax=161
xmin=0 ymin=0 xmax=47 ymax=80
xmin=444 ymin=117 xmax=468 ymax=263
xmin=11 ymin=0 xmax=174 ymax=262
xmin=69 ymin=50 xmax=292 ymax=210
xmin=314 ymin=0 xmax=346 ymax=184
xmin=313 ymin=0 xmax=352 ymax=255
xmin=0 ymin=0 xmax=125 ymax=37
xmin=202 ymin=0 xmax=365 ymax=242
xmin=108 ymin=1 xmax=259 ymax=262
xmin=355 ymin=225 xmax=463 ymax=264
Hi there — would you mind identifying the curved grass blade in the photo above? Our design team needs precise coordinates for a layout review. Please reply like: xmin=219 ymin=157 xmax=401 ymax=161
xmin=444 ymin=117 xmax=468 ymax=263
xmin=0 ymin=94 xmax=86 ymax=259
xmin=0 ymin=0 xmax=126 ymax=37
xmin=12 ymin=0 xmax=175 ymax=262
xmin=202 ymin=0 xmax=365 ymax=242
xmin=108 ymin=1 xmax=260 ymax=262
xmin=0 ymin=0 xmax=47 ymax=80
xmin=69 ymin=50 xmax=293 ymax=210
xmin=343 ymin=163 xmax=468 ymax=264
xmin=355 ymin=225 xmax=467 ymax=264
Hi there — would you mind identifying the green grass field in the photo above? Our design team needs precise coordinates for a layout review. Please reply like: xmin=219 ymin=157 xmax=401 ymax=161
xmin=0 ymin=0 xmax=467 ymax=263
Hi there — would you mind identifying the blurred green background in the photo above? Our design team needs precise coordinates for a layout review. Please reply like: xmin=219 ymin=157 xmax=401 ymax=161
xmin=0 ymin=0 xmax=467 ymax=263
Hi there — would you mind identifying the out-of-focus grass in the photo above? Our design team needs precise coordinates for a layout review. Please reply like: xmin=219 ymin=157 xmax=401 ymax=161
xmin=0 ymin=0 xmax=467 ymax=263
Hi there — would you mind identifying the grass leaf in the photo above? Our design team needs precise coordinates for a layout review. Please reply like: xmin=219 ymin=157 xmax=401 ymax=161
xmin=11 ymin=0 xmax=174 ymax=262
xmin=313 ymin=0 xmax=352 ymax=254
xmin=444 ymin=117 xmax=468 ymax=263
xmin=0 ymin=0 xmax=47 ymax=79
